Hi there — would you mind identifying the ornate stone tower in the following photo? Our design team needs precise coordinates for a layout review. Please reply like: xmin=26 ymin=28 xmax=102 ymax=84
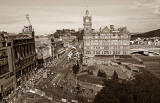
xmin=83 ymin=10 xmax=92 ymax=35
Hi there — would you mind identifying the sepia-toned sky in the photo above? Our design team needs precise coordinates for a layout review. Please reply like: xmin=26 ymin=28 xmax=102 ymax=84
xmin=0 ymin=0 xmax=160 ymax=35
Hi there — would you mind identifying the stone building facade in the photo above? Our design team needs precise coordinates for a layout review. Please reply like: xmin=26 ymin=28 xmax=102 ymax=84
xmin=62 ymin=35 xmax=77 ymax=48
xmin=50 ymin=37 xmax=65 ymax=59
xmin=7 ymin=25 xmax=37 ymax=87
xmin=0 ymin=32 xmax=15 ymax=101
xmin=35 ymin=36 xmax=52 ymax=68
xmin=0 ymin=17 xmax=37 ymax=101
xmin=83 ymin=10 xmax=130 ymax=65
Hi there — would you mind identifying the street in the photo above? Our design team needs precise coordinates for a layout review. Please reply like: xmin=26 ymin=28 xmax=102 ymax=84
xmin=13 ymin=47 xmax=80 ymax=103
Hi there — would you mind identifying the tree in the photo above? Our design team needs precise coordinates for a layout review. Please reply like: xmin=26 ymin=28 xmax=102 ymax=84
xmin=72 ymin=64 xmax=77 ymax=75
xmin=72 ymin=62 xmax=80 ymax=89
xmin=97 ymin=69 xmax=107 ymax=78
xmin=111 ymin=70 xmax=118 ymax=80
xmin=79 ymin=53 xmax=83 ymax=64
xmin=72 ymin=62 xmax=80 ymax=75
xmin=93 ymin=71 xmax=160 ymax=103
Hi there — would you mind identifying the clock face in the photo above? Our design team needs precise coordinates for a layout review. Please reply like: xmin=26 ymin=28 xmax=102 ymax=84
xmin=86 ymin=19 xmax=89 ymax=22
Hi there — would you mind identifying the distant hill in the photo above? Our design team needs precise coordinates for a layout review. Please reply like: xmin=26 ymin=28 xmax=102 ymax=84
xmin=131 ymin=29 xmax=160 ymax=40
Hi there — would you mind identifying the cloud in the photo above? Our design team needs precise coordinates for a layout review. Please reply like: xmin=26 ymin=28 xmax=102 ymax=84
xmin=0 ymin=0 xmax=160 ymax=34
xmin=153 ymin=7 xmax=160 ymax=15
xmin=134 ymin=0 xmax=160 ymax=15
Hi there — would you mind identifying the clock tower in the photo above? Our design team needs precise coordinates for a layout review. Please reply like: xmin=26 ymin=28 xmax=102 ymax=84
xmin=83 ymin=10 xmax=92 ymax=35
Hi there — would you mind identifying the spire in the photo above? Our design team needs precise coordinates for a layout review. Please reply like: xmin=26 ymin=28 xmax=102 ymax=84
xmin=85 ymin=10 xmax=89 ymax=16
xmin=26 ymin=14 xmax=31 ymax=26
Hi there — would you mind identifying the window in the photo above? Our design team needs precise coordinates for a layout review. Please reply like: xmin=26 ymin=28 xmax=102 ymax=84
xmin=104 ymin=51 xmax=109 ymax=55
xmin=0 ymin=65 xmax=9 ymax=76
xmin=104 ymin=46 xmax=109 ymax=50
xmin=2 ymin=42 xmax=6 ymax=47
xmin=10 ymin=72 xmax=14 ymax=77
xmin=101 ymin=46 xmax=104 ymax=49
xmin=96 ymin=47 xmax=100 ymax=49
xmin=117 ymin=51 xmax=120 ymax=55
xmin=96 ymin=51 xmax=100 ymax=55
xmin=113 ymin=51 xmax=115 ymax=55
xmin=86 ymin=51 xmax=91 ymax=54
xmin=7 ymin=42 xmax=11 ymax=46
xmin=0 ymin=50 xmax=8 ymax=59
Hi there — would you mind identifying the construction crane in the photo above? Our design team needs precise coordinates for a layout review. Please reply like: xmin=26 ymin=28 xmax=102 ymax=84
xmin=26 ymin=14 xmax=31 ymax=26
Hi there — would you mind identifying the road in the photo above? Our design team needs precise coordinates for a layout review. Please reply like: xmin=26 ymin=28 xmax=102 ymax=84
xmin=35 ymin=50 xmax=77 ymax=102
xmin=14 ymin=45 xmax=94 ymax=103
xmin=32 ymin=46 xmax=93 ymax=102
xmin=12 ymin=47 xmax=75 ymax=103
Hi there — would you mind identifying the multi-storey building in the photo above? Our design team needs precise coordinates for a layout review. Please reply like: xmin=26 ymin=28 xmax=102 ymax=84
xmin=0 ymin=15 xmax=37 ymax=101
xmin=50 ymin=37 xmax=65 ymax=59
xmin=35 ymin=36 xmax=52 ymax=68
xmin=0 ymin=32 xmax=15 ymax=101
xmin=83 ymin=10 xmax=130 ymax=65
xmin=61 ymin=35 xmax=77 ymax=48
xmin=7 ymin=25 xmax=37 ymax=87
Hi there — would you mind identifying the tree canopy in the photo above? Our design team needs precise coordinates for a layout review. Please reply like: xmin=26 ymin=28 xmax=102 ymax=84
xmin=111 ymin=71 xmax=118 ymax=80
xmin=72 ymin=63 xmax=80 ymax=75
xmin=97 ymin=69 xmax=107 ymax=78
xmin=94 ymin=71 xmax=160 ymax=103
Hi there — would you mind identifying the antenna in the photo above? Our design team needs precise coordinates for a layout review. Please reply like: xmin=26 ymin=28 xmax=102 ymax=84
xmin=26 ymin=14 xmax=31 ymax=25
